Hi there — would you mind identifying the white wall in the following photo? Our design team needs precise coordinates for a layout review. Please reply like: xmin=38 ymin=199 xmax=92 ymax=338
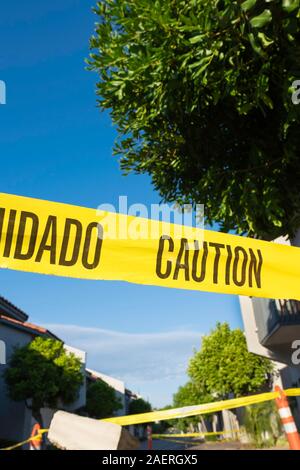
xmin=239 ymin=296 xmax=277 ymax=360
xmin=64 ymin=344 xmax=87 ymax=411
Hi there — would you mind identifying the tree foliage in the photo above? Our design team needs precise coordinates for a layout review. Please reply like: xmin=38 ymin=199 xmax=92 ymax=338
xmin=188 ymin=323 xmax=273 ymax=398
xmin=244 ymin=401 xmax=282 ymax=447
xmin=173 ymin=381 xmax=212 ymax=408
xmin=86 ymin=379 xmax=122 ymax=419
xmin=89 ymin=0 xmax=300 ymax=240
xmin=4 ymin=337 xmax=83 ymax=425
xmin=129 ymin=397 xmax=152 ymax=414
xmin=152 ymin=405 xmax=174 ymax=433
xmin=173 ymin=381 xmax=213 ymax=431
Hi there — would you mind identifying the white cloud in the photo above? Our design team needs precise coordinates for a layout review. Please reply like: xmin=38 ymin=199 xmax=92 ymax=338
xmin=42 ymin=323 xmax=202 ymax=407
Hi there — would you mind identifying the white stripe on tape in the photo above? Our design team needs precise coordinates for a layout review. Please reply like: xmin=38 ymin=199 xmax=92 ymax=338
xmin=284 ymin=422 xmax=297 ymax=434
xmin=279 ymin=407 xmax=291 ymax=419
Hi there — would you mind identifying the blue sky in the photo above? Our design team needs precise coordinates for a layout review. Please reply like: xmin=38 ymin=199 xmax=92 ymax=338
xmin=0 ymin=0 xmax=242 ymax=407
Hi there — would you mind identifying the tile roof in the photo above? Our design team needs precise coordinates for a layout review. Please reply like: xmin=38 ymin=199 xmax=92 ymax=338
xmin=0 ymin=295 xmax=28 ymax=321
xmin=0 ymin=314 xmax=60 ymax=340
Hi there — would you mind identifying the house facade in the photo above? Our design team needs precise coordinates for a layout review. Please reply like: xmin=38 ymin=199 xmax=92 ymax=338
xmin=0 ymin=295 xmax=146 ymax=447
xmin=0 ymin=296 xmax=86 ymax=445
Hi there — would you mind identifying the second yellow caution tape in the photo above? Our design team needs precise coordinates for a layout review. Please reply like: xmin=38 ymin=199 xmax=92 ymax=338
xmin=0 ymin=429 xmax=237 ymax=450
xmin=1 ymin=388 xmax=299 ymax=450
xmin=103 ymin=388 xmax=300 ymax=426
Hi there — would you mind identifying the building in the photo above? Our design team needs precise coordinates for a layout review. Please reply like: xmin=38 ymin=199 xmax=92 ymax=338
xmin=239 ymin=236 xmax=300 ymax=427
xmin=0 ymin=295 xmax=86 ymax=445
xmin=240 ymin=234 xmax=300 ymax=364
xmin=0 ymin=294 xmax=147 ymax=447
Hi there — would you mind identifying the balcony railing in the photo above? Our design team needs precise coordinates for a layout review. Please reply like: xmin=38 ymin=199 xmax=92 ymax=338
xmin=252 ymin=297 xmax=300 ymax=348
xmin=270 ymin=299 xmax=300 ymax=326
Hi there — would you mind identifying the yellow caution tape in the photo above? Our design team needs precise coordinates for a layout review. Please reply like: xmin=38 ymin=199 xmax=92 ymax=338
xmin=103 ymin=388 xmax=300 ymax=426
xmin=152 ymin=430 xmax=241 ymax=444
xmin=0 ymin=429 xmax=48 ymax=451
xmin=150 ymin=435 xmax=239 ymax=445
xmin=152 ymin=430 xmax=240 ymax=438
xmin=1 ymin=193 xmax=300 ymax=299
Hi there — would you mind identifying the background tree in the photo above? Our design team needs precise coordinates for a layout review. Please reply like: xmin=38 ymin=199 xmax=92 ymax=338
xmin=128 ymin=397 xmax=152 ymax=430
xmin=188 ymin=322 xmax=273 ymax=399
xmin=86 ymin=379 xmax=122 ymax=419
xmin=151 ymin=405 xmax=174 ymax=434
xmin=129 ymin=397 xmax=152 ymax=414
xmin=244 ymin=401 xmax=282 ymax=447
xmin=4 ymin=337 xmax=83 ymax=426
xmin=173 ymin=381 xmax=213 ymax=431
xmin=173 ymin=381 xmax=211 ymax=408
xmin=89 ymin=0 xmax=300 ymax=240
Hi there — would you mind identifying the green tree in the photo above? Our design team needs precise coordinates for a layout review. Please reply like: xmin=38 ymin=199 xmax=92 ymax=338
xmin=4 ymin=337 xmax=83 ymax=427
xmin=129 ymin=397 xmax=152 ymax=414
xmin=173 ymin=381 xmax=212 ymax=408
xmin=128 ymin=398 xmax=152 ymax=429
xmin=173 ymin=381 xmax=213 ymax=431
xmin=89 ymin=0 xmax=300 ymax=240
xmin=244 ymin=401 xmax=282 ymax=448
xmin=152 ymin=405 xmax=173 ymax=433
xmin=86 ymin=379 xmax=122 ymax=419
xmin=188 ymin=323 xmax=273 ymax=398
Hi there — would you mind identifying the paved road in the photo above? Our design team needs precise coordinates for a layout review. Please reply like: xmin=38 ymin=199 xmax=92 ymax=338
xmin=139 ymin=437 xmax=249 ymax=451
xmin=189 ymin=440 xmax=245 ymax=450
xmin=139 ymin=439 xmax=288 ymax=451
xmin=139 ymin=438 xmax=193 ymax=450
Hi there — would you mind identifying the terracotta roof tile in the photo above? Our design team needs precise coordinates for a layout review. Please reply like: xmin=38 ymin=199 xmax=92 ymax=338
xmin=0 ymin=314 xmax=60 ymax=340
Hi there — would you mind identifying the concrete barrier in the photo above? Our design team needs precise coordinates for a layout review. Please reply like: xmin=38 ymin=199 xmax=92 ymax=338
xmin=48 ymin=411 xmax=139 ymax=450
